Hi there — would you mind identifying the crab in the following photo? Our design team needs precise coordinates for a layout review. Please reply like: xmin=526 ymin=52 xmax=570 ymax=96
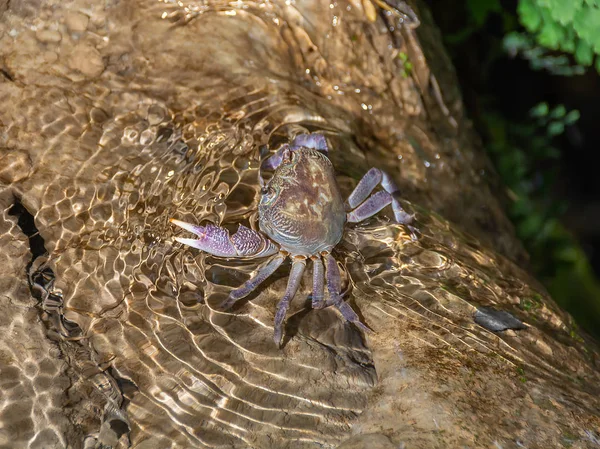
xmin=171 ymin=133 xmax=415 ymax=346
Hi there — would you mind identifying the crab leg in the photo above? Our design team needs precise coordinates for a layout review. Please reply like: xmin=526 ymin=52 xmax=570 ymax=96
xmin=347 ymin=191 xmax=392 ymax=223
xmin=311 ymin=256 xmax=325 ymax=309
xmin=170 ymin=219 xmax=278 ymax=258
xmin=219 ymin=253 xmax=286 ymax=310
xmin=346 ymin=167 xmax=413 ymax=224
xmin=273 ymin=258 xmax=306 ymax=346
xmin=324 ymin=254 xmax=370 ymax=333
xmin=346 ymin=168 xmax=381 ymax=209
xmin=324 ymin=254 xmax=342 ymax=302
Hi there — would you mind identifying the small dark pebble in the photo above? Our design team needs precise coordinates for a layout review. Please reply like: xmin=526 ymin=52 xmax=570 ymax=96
xmin=474 ymin=306 xmax=527 ymax=332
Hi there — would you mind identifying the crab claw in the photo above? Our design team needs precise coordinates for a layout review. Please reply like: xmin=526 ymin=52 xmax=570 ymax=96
xmin=170 ymin=219 xmax=279 ymax=258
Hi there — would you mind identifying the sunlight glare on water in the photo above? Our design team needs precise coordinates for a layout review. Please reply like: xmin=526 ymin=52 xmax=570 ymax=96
xmin=0 ymin=0 xmax=599 ymax=448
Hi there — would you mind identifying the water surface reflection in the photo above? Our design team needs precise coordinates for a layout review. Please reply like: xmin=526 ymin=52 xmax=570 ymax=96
xmin=0 ymin=0 xmax=599 ymax=448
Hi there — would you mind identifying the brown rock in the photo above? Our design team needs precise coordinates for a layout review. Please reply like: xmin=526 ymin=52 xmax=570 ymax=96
xmin=65 ymin=11 xmax=89 ymax=33
xmin=68 ymin=43 xmax=104 ymax=78
xmin=0 ymin=149 xmax=32 ymax=184
xmin=35 ymin=29 xmax=62 ymax=43
xmin=338 ymin=434 xmax=396 ymax=449
xmin=1 ymin=1 xmax=599 ymax=448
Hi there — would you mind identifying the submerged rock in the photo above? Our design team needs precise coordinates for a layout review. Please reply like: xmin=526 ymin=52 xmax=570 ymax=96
xmin=474 ymin=306 xmax=527 ymax=332
xmin=0 ymin=0 xmax=598 ymax=448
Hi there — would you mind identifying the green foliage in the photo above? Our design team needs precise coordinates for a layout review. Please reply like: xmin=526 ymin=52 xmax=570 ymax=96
xmin=449 ymin=0 xmax=600 ymax=74
xmin=397 ymin=52 xmax=413 ymax=78
xmin=503 ymin=32 xmax=585 ymax=75
xmin=431 ymin=0 xmax=600 ymax=338
xmin=483 ymin=106 xmax=600 ymax=337
xmin=529 ymin=102 xmax=580 ymax=136
xmin=516 ymin=0 xmax=600 ymax=72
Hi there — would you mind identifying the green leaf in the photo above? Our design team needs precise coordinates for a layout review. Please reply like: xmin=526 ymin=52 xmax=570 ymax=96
xmin=467 ymin=0 xmax=502 ymax=26
xmin=503 ymin=32 xmax=533 ymax=55
xmin=547 ymin=121 xmax=565 ymax=136
xmin=549 ymin=104 xmax=566 ymax=119
xmin=537 ymin=8 xmax=565 ymax=49
xmin=575 ymin=39 xmax=594 ymax=65
xmin=510 ymin=0 xmax=600 ymax=74
xmin=555 ymin=245 xmax=580 ymax=262
xmin=518 ymin=0 xmax=542 ymax=32
xmin=518 ymin=213 xmax=544 ymax=239
xmin=547 ymin=0 xmax=581 ymax=26
xmin=564 ymin=110 xmax=580 ymax=125
xmin=560 ymin=26 xmax=577 ymax=52
xmin=530 ymin=102 xmax=549 ymax=117
xmin=573 ymin=5 xmax=600 ymax=44
xmin=550 ymin=104 xmax=567 ymax=119
xmin=592 ymin=29 xmax=600 ymax=55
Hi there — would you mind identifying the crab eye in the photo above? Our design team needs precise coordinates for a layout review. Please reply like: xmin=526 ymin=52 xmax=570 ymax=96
xmin=261 ymin=185 xmax=276 ymax=197
xmin=260 ymin=185 xmax=278 ymax=206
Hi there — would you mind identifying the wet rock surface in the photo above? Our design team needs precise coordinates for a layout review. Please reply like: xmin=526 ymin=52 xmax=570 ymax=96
xmin=0 ymin=0 xmax=599 ymax=448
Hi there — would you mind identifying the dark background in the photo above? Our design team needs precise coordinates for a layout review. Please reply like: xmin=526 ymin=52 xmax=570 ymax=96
xmin=425 ymin=0 xmax=600 ymax=337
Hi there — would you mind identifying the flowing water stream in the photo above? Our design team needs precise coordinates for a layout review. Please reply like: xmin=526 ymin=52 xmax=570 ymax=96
xmin=1 ymin=1 xmax=599 ymax=448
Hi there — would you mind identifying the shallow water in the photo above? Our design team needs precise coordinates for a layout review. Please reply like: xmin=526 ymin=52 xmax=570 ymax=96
xmin=1 ymin=0 xmax=599 ymax=448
